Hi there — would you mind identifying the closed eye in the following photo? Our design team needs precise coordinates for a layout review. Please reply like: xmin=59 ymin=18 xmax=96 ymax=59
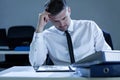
xmin=62 ymin=16 xmax=66 ymax=20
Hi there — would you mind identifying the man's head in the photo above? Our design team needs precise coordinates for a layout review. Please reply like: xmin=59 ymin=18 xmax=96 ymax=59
xmin=45 ymin=0 xmax=71 ymax=31
xmin=45 ymin=0 xmax=67 ymax=16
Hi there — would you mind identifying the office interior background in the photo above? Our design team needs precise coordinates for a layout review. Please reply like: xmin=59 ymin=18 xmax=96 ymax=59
xmin=0 ymin=0 xmax=120 ymax=50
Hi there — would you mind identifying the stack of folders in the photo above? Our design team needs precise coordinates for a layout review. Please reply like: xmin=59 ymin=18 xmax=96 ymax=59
xmin=35 ymin=50 xmax=120 ymax=77
xmin=90 ymin=62 xmax=120 ymax=77
xmin=77 ymin=50 xmax=120 ymax=64
xmin=76 ymin=50 xmax=120 ymax=77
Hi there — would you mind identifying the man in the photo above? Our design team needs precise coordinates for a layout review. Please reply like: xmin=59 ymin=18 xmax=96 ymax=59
xmin=29 ymin=0 xmax=111 ymax=67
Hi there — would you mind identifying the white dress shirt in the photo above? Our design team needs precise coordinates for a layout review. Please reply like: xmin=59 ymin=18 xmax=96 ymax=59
xmin=29 ymin=20 xmax=111 ymax=66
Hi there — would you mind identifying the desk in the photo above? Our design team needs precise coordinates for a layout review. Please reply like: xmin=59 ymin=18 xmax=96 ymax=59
xmin=0 ymin=51 xmax=29 ymax=55
xmin=0 ymin=46 xmax=9 ymax=62
xmin=0 ymin=51 xmax=29 ymax=66
xmin=0 ymin=66 xmax=120 ymax=80
xmin=0 ymin=50 xmax=29 ymax=62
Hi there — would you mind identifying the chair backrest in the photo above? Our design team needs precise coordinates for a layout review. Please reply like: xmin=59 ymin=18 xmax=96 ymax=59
xmin=103 ymin=31 xmax=114 ymax=50
xmin=0 ymin=29 xmax=6 ymax=38
xmin=7 ymin=25 xmax=35 ymax=50
xmin=0 ymin=29 xmax=8 ymax=46
xmin=46 ymin=54 xmax=54 ymax=65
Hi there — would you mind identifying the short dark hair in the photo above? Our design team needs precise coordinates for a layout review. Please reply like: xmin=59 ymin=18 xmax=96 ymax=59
xmin=44 ymin=0 xmax=67 ymax=16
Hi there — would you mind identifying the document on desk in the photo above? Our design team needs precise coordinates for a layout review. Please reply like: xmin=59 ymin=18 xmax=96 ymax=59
xmin=36 ymin=65 xmax=75 ymax=72
xmin=74 ymin=50 xmax=120 ymax=67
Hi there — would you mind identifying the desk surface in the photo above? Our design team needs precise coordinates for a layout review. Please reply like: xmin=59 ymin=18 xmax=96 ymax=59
xmin=0 ymin=50 xmax=29 ymax=62
xmin=0 ymin=50 xmax=29 ymax=54
xmin=0 ymin=66 xmax=120 ymax=80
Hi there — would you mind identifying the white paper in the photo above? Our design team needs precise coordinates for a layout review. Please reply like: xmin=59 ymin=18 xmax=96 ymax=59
xmin=37 ymin=65 xmax=72 ymax=72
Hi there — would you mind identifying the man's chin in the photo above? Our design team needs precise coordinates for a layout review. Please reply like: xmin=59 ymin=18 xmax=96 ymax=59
xmin=58 ymin=28 xmax=68 ymax=32
xmin=56 ymin=26 xmax=68 ymax=31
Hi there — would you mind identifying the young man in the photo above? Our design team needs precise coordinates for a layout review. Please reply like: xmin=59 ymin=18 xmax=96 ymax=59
xmin=29 ymin=0 xmax=111 ymax=67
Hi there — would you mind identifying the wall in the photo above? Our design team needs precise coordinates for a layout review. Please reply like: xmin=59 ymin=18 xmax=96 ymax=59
xmin=0 ymin=0 xmax=120 ymax=50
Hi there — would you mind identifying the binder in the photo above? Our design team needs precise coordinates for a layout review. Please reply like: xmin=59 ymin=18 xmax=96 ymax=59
xmin=90 ymin=62 xmax=120 ymax=77
xmin=73 ymin=50 xmax=120 ymax=77
xmin=76 ymin=50 xmax=120 ymax=67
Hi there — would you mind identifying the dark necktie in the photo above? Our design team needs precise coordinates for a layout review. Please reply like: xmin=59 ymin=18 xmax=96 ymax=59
xmin=65 ymin=30 xmax=75 ymax=64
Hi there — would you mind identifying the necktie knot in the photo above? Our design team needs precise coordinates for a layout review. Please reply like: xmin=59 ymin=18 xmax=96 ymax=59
xmin=65 ymin=30 xmax=69 ymax=34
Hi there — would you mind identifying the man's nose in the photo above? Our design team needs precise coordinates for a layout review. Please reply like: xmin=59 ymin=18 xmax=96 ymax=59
xmin=59 ymin=21 xmax=64 ymax=26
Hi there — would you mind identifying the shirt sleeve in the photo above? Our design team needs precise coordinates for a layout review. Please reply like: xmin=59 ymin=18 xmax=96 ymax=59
xmin=91 ymin=21 xmax=112 ymax=51
xmin=29 ymin=32 xmax=48 ymax=67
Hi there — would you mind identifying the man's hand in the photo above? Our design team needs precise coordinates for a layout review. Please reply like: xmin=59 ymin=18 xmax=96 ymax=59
xmin=36 ymin=11 xmax=50 ymax=33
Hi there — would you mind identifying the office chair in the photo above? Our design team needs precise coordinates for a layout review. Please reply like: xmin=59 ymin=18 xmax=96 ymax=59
xmin=7 ymin=25 xmax=35 ymax=50
xmin=0 ymin=29 xmax=8 ymax=68
xmin=102 ymin=31 xmax=114 ymax=50
xmin=5 ymin=25 xmax=35 ymax=67
xmin=46 ymin=54 xmax=54 ymax=65
xmin=0 ymin=29 xmax=8 ymax=47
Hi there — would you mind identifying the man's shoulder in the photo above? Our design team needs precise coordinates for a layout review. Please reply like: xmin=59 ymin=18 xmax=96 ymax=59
xmin=72 ymin=19 xmax=95 ymax=24
xmin=72 ymin=20 xmax=98 ymax=31
xmin=43 ymin=26 xmax=56 ymax=34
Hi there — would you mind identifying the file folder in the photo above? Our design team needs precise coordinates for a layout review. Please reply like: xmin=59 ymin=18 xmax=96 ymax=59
xmin=90 ymin=62 xmax=120 ymax=77
xmin=76 ymin=50 xmax=120 ymax=67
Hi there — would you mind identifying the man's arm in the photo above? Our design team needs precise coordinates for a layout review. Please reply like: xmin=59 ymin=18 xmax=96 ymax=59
xmin=36 ymin=11 xmax=50 ymax=33
xmin=29 ymin=12 xmax=50 ymax=67
xmin=92 ymin=21 xmax=112 ymax=51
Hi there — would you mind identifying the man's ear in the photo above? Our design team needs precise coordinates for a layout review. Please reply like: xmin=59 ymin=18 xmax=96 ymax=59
xmin=66 ymin=7 xmax=71 ymax=16
xmin=67 ymin=7 xmax=71 ymax=14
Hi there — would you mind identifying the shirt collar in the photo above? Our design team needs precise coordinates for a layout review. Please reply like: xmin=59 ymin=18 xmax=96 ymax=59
xmin=55 ymin=20 xmax=74 ymax=35
xmin=68 ymin=20 xmax=74 ymax=33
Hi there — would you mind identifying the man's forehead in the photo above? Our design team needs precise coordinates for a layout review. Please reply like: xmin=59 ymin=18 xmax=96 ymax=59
xmin=49 ymin=8 xmax=67 ymax=20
